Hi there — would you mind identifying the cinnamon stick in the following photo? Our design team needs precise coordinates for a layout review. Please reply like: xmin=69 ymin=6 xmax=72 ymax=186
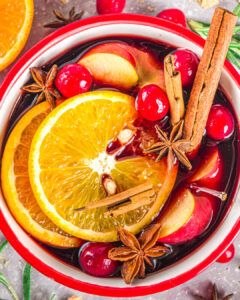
xmin=105 ymin=192 xmax=156 ymax=218
xmin=183 ymin=8 xmax=237 ymax=151
xmin=75 ymin=182 xmax=153 ymax=211
xmin=164 ymin=55 xmax=185 ymax=125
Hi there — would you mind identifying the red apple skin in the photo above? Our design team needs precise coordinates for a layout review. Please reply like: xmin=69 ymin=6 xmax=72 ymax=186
xmin=187 ymin=143 xmax=200 ymax=161
xmin=82 ymin=42 xmax=136 ymax=67
xmin=189 ymin=146 xmax=224 ymax=190
xmin=158 ymin=193 xmax=213 ymax=244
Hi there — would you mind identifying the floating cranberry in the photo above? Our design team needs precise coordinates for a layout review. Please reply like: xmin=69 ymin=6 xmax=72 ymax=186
xmin=206 ymin=104 xmax=235 ymax=141
xmin=171 ymin=49 xmax=199 ymax=88
xmin=79 ymin=243 xmax=118 ymax=277
xmin=157 ymin=9 xmax=187 ymax=27
xmin=55 ymin=64 xmax=92 ymax=98
xmin=97 ymin=0 xmax=126 ymax=14
xmin=136 ymin=84 xmax=170 ymax=121
xmin=217 ymin=244 xmax=235 ymax=264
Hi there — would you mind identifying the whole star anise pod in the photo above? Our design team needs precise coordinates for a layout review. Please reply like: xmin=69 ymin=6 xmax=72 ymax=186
xmin=44 ymin=7 xmax=84 ymax=29
xmin=22 ymin=65 xmax=61 ymax=108
xmin=194 ymin=284 xmax=233 ymax=300
xmin=108 ymin=223 xmax=171 ymax=284
xmin=145 ymin=120 xmax=192 ymax=170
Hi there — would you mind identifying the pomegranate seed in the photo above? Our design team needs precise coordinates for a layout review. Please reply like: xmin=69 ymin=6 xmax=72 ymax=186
xmin=136 ymin=84 xmax=170 ymax=121
xmin=97 ymin=0 xmax=126 ymax=15
xmin=157 ymin=9 xmax=187 ymax=27
xmin=55 ymin=63 xmax=92 ymax=98
xmin=79 ymin=242 xmax=118 ymax=277
xmin=171 ymin=49 xmax=199 ymax=88
xmin=206 ymin=104 xmax=235 ymax=141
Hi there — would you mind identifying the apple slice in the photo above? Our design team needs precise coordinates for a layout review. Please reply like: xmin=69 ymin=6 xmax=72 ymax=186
xmin=131 ymin=47 xmax=165 ymax=90
xmin=158 ymin=188 xmax=213 ymax=244
xmin=78 ymin=42 xmax=138 ymax=90
xmin=189 ymin=146 xmax=223 ymax=189
xmin=187 ymin=143 xmax=200 ymax=160
xmin=78 ymin=42 xmax=165 ymax=91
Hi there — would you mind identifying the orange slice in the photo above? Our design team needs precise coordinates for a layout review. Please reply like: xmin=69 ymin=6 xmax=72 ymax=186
xmin=1 ymin=102 xmax=82 ymax=248
xmin=0 ymin=0 xmax=34 ymax=71
xmin=29 ymin=91 xmax=178 ymax=242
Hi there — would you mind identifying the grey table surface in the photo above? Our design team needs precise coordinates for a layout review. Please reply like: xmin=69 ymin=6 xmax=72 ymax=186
xmin=0 ymin=0 xmax=239 ymax=299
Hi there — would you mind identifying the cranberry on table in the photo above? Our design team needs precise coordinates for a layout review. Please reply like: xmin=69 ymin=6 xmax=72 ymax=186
xmin=97 ymin=0 xmax=126 ymax=14
xmin=171 ymin=49 xmax=199 ymax=88
xmin=136 ymin=84 xmax=170 ymax=121
xmin=217 ymin=244 xmax=235 ymax=264
xmin=206 ymin=104 xmax=235 ymax=141
xmin=55 ymin=63 xmax=92 ymax=98
xmin=157 ymin=9 xmax=187 ymax=27
xmin=79 ymin=242 xmax=118 ymax=277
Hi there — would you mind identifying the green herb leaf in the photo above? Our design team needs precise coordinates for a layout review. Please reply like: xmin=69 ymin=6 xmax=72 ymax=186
xmin=49 ymin=293 xmax=57 ymax=300
xmin=0 ymin=272 xmax=19 ymax=300
xmin=0 ymin=240 xmax=8 ymax=253
xmin=23 ymin=264 xmax=31 ymax=300
xmin=233 ymin=25 xmax=240 ymax=35
xmin=233 ymin=4 xmax=240 ymax=17
xmin=227 ymin=51 xmax=240 ymax=69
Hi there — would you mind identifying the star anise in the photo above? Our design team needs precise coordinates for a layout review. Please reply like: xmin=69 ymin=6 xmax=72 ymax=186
xmin=44 ymin=7 xmax=84 ymax=28
xmin=145 ymin=120 xmax=192 ymax=170
xmin=194 ymin=284 xmax=233 ymax=300
xmin=22 ymin=65 xmax=61 ymax=108
xmin=108 ymin=223 xmax=171 ymax=284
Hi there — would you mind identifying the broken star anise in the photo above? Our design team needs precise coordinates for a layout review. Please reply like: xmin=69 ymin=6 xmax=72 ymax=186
xmin=22 ymin=64 xmax=61 ymax=108
xmin=108 ymin=223 xmax=171 ymax=284
xmin=194 ymin=283 xmax=233 ymax=300
xmin=145 ymin=120 xmax=192 ymax=170
xmin=44 ymin=7 xmax=84 ymax=29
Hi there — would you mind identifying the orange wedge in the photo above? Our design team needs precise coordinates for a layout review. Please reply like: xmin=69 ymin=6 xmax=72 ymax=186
xmin=1 ymin=102 xmax=82 ymax=248
xmin=29 ymin=91 xmax=178 ymax=242
xmin=0 ymin=0 xmax=34 ymax=71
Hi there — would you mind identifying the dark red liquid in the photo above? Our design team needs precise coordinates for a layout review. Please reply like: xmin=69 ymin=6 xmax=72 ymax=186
xmin=4 ymin=38 xmax=239 ymax=277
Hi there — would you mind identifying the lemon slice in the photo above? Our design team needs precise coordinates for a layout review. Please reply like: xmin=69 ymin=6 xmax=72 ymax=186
xmin=1 ymin=102 xmax=82 ymax=248
xmin=29 ymin=91 xmax=178 ymax=242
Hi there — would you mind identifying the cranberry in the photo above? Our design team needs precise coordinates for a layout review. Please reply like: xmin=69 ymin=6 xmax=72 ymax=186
xmin=79 ymin=243 xmax=118 ymax=277
xmin=206 ymin=104 xmax=235 ymax=141
xmin=55 ymin=64 xmax=92 ymax=98
xmin=157 ymin=9 xmax=187 ymax=27
xmin=171 ymin=49 xmax=199 ymax=88
xmin=97 ymin=0 xmax=126 ymax=14
xmin=217 ymin=244 xmax=235 ymax=264
xmin=136 ymin=84 xmax=170 ymax=121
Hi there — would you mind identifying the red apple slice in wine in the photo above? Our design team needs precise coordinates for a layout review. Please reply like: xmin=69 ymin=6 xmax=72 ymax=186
xmin=78 ymin=42 xmax=165 ymax=91
xmin=79 ymin=42 xmax=139 ymax=90
xmin=158 ymin=188 xmax=213 ymax=244
xmin=189 ymin=146 xmax=223 ymax=189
